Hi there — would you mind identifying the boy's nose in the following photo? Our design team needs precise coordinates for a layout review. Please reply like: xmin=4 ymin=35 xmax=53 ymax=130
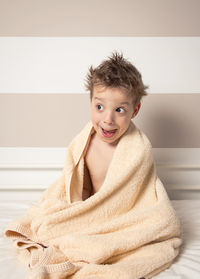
xmin=103 ymin=112 xmax=114 ymax=124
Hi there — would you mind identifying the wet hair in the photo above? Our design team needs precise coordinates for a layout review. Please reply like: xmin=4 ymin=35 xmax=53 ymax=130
xmin=84 ymin=51 xmax=149 ymax=108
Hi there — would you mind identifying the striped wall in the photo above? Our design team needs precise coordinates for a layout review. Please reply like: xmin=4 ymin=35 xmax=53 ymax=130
xmin=0 ymin=0 xmax=200 ymax=147
xmin=0 ymin=0 xmax=199 ymax=199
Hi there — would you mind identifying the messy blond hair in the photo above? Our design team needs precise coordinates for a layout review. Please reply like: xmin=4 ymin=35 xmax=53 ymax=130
xmin=84 ymin=51 xmax=149 ymax=108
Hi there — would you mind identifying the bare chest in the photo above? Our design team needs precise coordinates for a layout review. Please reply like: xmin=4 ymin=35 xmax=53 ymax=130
xmin=84 ymin=135 xmax=116 ymax=195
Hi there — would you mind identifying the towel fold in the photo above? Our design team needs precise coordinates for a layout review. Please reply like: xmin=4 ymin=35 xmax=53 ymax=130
xmin=5 ymin=120 xmax=183 ymax=279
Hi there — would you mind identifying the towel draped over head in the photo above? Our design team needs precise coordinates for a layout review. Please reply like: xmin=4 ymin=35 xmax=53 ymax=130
xmin=5 ymin=120 xmax=182 ymax=279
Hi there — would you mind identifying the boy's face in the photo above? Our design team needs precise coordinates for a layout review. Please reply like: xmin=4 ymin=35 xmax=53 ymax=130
xmin=90 ymin=86 xmax=141 ymax=146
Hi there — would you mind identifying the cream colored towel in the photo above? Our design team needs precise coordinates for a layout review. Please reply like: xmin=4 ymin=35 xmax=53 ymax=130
xmin=5 ymin=120 xmax=183 ymax=279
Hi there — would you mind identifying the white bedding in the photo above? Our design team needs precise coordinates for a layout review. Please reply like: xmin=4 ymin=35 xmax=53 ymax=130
xmin=0 ymin=199 xmax=200 ymax=279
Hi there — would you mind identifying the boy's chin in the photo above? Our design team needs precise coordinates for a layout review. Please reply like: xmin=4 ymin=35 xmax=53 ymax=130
xmin=100 ymin=132 xmax=121 ymax=146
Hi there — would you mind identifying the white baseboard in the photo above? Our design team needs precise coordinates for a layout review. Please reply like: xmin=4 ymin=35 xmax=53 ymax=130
xmin=0 ymin=147 xmax=200 ymax=200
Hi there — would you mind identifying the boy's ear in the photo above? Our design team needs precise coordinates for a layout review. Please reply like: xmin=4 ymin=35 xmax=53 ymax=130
xmin=131 ymin=102 xmax=141 ymax=118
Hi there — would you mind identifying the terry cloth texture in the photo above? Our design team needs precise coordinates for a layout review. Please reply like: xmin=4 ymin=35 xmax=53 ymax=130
xmin=5 ymin=120 xmax=183 ymax=279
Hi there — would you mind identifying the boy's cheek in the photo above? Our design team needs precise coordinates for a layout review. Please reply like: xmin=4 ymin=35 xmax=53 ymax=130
xmin=91 ymin=114 xmax=101 ymax=125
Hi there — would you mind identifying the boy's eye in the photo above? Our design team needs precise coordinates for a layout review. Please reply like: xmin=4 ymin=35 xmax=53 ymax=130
xmin=97 ymin=104 xmax=103 ymax=110
xmin=116 ymin=107 xmax=126 ymax=113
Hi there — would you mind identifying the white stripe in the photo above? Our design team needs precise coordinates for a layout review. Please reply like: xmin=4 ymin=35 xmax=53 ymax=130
xmin=0 ymin=37 xmax=199 ymax=94
xmin=1 ymin=147 xmax=200 ymax=165
xmin=0 ymin=147 xmax=200 ymax=200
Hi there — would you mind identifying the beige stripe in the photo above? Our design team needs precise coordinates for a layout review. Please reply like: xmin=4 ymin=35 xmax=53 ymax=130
xmin=0 ymin=93 xmax=199 ymax=148
xmin=0 ymin=0 xmax=199 ymax=36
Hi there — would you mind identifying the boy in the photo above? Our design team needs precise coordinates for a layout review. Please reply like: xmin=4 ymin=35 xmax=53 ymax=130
xmin=5 ymin=51 xmax=182 ymax=279
xmin=82 ymin=51 xmax=148 ymax=201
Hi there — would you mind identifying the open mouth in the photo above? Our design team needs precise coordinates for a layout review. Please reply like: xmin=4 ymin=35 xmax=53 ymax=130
xmin=101 ymin=127 xmax=117 ymax=138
